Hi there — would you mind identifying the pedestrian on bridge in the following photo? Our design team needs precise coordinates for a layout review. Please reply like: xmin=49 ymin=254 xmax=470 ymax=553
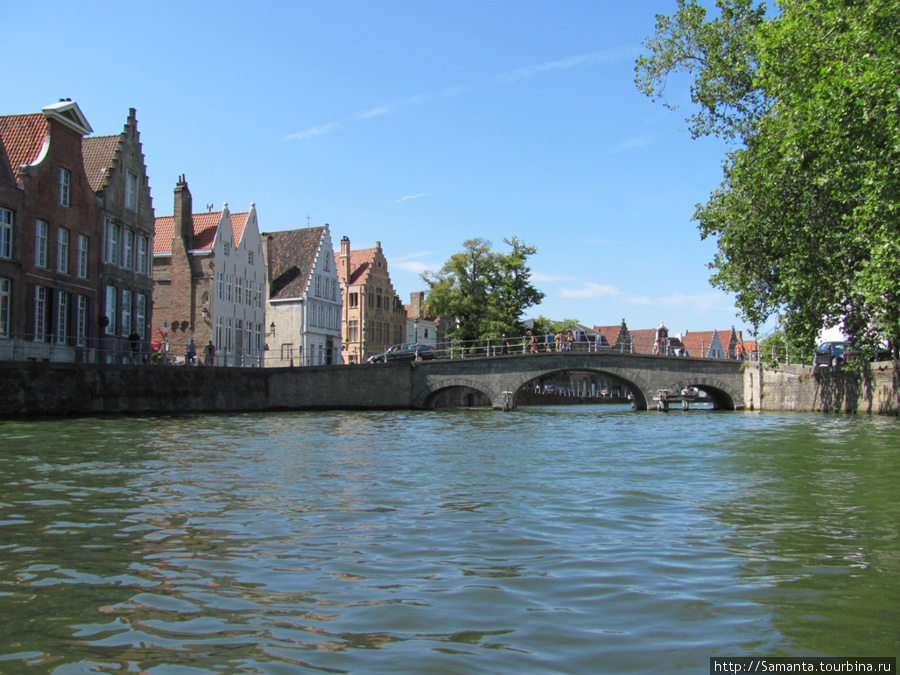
xmin=546 ymin=331 xmax=553 ymax=352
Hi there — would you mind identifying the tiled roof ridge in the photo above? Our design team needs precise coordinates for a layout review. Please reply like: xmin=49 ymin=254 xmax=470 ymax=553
xmin=82 ymin=133 xmax=122 ymax=192
xmin=0 ymin=113 xmax=49 ymax=174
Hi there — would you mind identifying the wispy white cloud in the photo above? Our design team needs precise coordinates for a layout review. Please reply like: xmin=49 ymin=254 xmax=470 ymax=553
xmin=392 ymin=192 xmax=432 ymax=204
xmin=405 ymin=85 xmax=471 ymax=106
xmin=623 ymin=292 xmax=735 ymax=315
xmin=496 ymin=45 xmax=638 ymax=84
xmin=532 ymin=271 xmax=578 ymax=283
xmin=284 ymin=122 xmax=342 ymax=141
xmin=392 ymin=251 xmax=434 ymax=263
xmin=393 ymin=260 xmax=431 ymax=274
xmin=356 ymin=106 xmax=391 ymax=119
xmin=561 ymin=283 xmax=620 ymax=299
xmin=616 ymin=133 xmax=654 ymax=150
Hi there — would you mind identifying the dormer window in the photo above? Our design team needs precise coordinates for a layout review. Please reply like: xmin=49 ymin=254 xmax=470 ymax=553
xmin=59 ymin=169 xmax=71 ymax=207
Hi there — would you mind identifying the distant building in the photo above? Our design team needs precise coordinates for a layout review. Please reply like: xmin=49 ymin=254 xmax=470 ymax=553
xmin=334 ymin=237 xmax=406 ymax=364
xmin=83 ymin=108 xmax=154 ymax=363
xmin=152 ymin=176 xmax=266 ymax=366
xmin=680 ymin=329 xmax=725 ymax=359
xmin=263 ymin=224 xmax=342 ymax=366
xmin=0 ymin=100 xmax=100 ymax=361
xmin=404 ymin=291 xmax=444 ymax=348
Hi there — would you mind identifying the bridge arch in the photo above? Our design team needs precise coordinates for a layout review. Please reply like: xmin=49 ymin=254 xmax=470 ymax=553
xmin=659 ymin=378 xmax=739 ymax=410
xmin=506 ymin=367 xmax=653 ymax=410
xmin=412 ymin=377 xmax=501 ymax=410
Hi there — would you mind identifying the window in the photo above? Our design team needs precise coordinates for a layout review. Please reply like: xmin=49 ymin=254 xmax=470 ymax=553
xmin=34 ymin=286 xmax=48 ymax=341
xmin=136 ymin=294 xmax=146 ymax=339
xmin=121 ymin=290 xmax=132 ymax=336
xmin=215 ymin=317 xmax=223 ymax=352
xmin=106 ymin=221 xmax=119 ymax=265
xmin=332 ymin=279 xmax=337 ymax=301
xmin=56 ymin=291 xmax=68 ymax=344
xmin=59 ymin=168 xmax=70 ymax=207
xmin=226 ymin=274 xmax=233 ymax=302
xmin=256 ymin=283 xmax=263 ymax=308
xmin=236 ymin=278 xmax=244 ymax=306
xmin=77 ymin=235 xmax=89 ymax=278
xmin=57 ymin=228 xmax=69 ymax=274
xmin=245 ymin=281 xmax=252 ymax=306
xmin=0 ymin=208 xmax=12 ymax=259
xmin=76 ymin=295 xmax=87 ymax=346
xmin=225 ymin=317 xmax=233 ymax=350
xmin=35 ymin=221 xmax=48 ymax=268
xmin=137 ymin=236 xmax=149 ymax=275
xmin=315 ymin=275 xmax=322 ymax=297
xmin=216 ymin=272 xmax=224 ymax=300
xmin=349 ymin=292 xmax=359 ymax=308
xmin=0 ymin=278 xmax=10 ymax=337
xmin=123 ymin=230 xmax=134 ymax=269
xmin=105 ymin=286 xmax=117 ymax=335
xmin=248 ymin=250 xmax=254 ymax=265
xmin=348 ymin=319 xmax=358 ymax=343
xmin=125 ymin=172 xmax=138 ymax=211
xmin=223 ymin=241 xmax=230 ymax=257
xmin=281 ymin=343 xmax=293 ymax=360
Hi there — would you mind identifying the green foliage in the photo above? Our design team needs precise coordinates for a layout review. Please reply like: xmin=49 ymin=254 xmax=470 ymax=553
xmin=532 ymin=316 xmax=580 ymax=335
xmin=422 ymin=237 xmax=545 ymax=342
xmin=636 ymin=0 xmax=900 ymax=358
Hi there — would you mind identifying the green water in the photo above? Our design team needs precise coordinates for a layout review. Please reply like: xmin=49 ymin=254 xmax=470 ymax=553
xmin=0 ymin=407 xmax=897 ymax=673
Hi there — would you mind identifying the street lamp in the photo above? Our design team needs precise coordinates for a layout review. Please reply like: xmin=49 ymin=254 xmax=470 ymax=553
xmin=414 ymin=318 xmax=420 ymax=361
xmin=266 ymin=321 xmax=276 ymax=337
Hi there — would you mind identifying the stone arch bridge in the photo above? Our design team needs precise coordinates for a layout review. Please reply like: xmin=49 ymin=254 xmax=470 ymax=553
xmin=411 ymin=351 xmax=745 ymax=411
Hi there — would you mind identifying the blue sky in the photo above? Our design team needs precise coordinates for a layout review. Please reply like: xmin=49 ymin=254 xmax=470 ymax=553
xmin=5 ymin=0 xmax=766 ymax=338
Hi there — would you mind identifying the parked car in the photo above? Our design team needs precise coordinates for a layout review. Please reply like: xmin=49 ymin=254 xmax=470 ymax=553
xmin=367 ymin=343 xmax=436 ymax=363
xmin=813 ymin=340 xmax=891 ymax=368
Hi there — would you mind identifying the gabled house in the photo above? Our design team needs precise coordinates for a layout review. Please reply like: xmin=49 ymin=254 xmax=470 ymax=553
xmin=404 ymin=291 xmax=445 ymax=348
xmin=333 ymin=237 xmax=407 ymax=364
xmin=83 ymin=108 xmax=154 ymax=362
xmin=152 ymin=176 xmax=266 ymax=366
xmin=0 ymin=100 xmax=100 ymax=361
xmin=262 ymin=224 xmax=342 ymax=366
xmin=680 ymin=329 xmax=725 ymax=358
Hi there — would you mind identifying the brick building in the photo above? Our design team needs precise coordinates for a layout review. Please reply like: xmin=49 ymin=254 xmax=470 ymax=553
xmin=263 ymin=224 xmax=342 ymax=367
xmin=152 ymin=177 xmax=266 ymax=366
xmin=334 ymin=237 xmax=406 ymax=363
xmin=0 ymin=100 xmax=100 ymax=361
xmin=83 ymin=109 xmax=154 ymax=363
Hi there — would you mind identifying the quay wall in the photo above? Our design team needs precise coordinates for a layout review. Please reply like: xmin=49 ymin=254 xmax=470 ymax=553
xmin=1 ymin=360 xmax=898 ymax=418
xmin=743 ymin=361 xmax=899 ymax=415
xmin=0 ymin=362 xmax=412 ymax=417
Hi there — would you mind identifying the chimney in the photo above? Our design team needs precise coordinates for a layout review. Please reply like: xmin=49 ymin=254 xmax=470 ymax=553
xmin=340 ymin=235 xmax=351 ymax=282
xmin=410 ymin=291 xmax=425 ymax=319
xmin=173 ymin=175 xmax=193 ymax=249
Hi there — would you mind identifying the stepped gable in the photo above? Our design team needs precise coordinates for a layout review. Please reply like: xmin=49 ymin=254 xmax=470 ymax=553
xmin=266 ymin=226 xmax=325 ymax=299
xmin=681 ymin=330 xmax=718 ymax=358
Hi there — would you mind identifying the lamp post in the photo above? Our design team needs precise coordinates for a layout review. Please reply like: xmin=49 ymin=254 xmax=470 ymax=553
xmin=414 ymin=318 xmax=420 ymax=361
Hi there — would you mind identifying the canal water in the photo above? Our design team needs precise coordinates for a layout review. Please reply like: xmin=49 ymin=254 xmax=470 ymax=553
xmin=1 ymin=407 xmax=897 ymax=673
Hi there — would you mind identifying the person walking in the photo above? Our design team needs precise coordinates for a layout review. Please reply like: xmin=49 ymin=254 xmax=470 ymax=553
xmin=204 ymin=340 xmax=216 ymax=366
xmin=545 ymin=331 xmax=553 ymax=352
xmin=185 ymin=339 xmax=198 ymax=366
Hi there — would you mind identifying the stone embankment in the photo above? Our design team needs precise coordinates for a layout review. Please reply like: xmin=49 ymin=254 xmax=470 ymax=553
xmin=743 ymin=361 xmax=899 ymax=415
xmin=0 ymin=360 xmax=897 ymax=418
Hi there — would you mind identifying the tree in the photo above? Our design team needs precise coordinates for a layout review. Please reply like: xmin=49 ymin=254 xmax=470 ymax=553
xmin=422 ymin=237 xmax=545 ymax=342
xmin=636 ymin=0 xmax=900 ymax=359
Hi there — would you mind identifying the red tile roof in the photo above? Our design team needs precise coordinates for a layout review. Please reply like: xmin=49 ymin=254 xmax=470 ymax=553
xmin=81 ymin=134 xmax=120 ymax=192
xmin=681 ymin=330 xmax=719 ymax=357
xmin=265 ymin=227 xmax=325 ymax=300
xmin=0 ymin=113 xmax=49 ymax=173
xmin=334 ymin=247 xmax=377 ymax=286
xmin=154 ymin=210 xmax=249 ymax=255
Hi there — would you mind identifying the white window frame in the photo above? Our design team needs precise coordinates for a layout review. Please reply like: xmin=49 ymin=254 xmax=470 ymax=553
xmin=59 ymin=168 xmax=70 ymax=207
xmin=125 ymin=171 xmax=138 ymax=211
xmin=135 ymin=294 xmax=146 ymax=339
xmin=57 ymin=228 xmax=69 ymax=274
xmin=121 ymin=290 xmax=132 ymax=336
xmin=0 ymin=208 xmax=12 ymax=259
xmin=77 ymin=235 xmax=89 ymax=278
xmin=123 ymin=230 xmax=134 ymax=270
xmin=137 ymin=236 xmax=149 ymax=275
xmin=0 ymin=278 xmax=10 ymax=338
xmin=106 ymin=221 xmax=119 ymax=265
xmin=76 ymin=295 xmax=88 ymax=346
xmin=34 ymin=286 xmax=48 ymax=341
xmin=35 ymin=221 xmax=48 ymax=268
xmin=226 ymin=274 xmax=233 ymax=303
xmin=56 ymin=291 xmax=68 ymax=344
xmin=105 ymin=285 xmax=117 ymax=335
